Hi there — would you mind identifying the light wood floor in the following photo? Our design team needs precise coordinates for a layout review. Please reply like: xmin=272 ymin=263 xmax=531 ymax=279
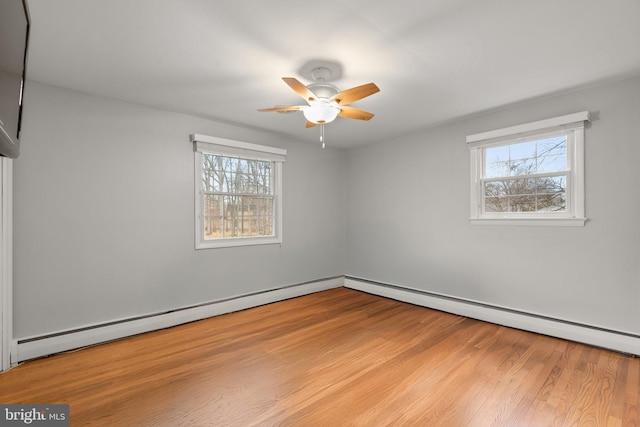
xmin=1 ymin=287 xmax=638 ymax=426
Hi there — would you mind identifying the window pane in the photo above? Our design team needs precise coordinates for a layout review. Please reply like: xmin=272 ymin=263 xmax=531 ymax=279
xmin=258 ymin=197 xmax=274 ymax=236
xmin=234 ymin=196 xmax=274 ymax=237
xmin=258 ymin=172 xmax=270 ymax=194
xmin=509 ymin=140 xmax=537 ymax=160
xmin=227 ymin=157 xmax=239 ymax=171
xmin=537 ymin=155 xmax=566 ymax=173
xmin=200 ymin=150 xmax=277 ymax=241
xmin=486 ymin=145 xmax=509 ymax=163
xmin=486 ymin=161 xmax=509 ymax=178
xmin=536 ymin=175 xmax=566 ymax=194
xmin=237 ymin=158 xmax=248 ymax=173
xmin=214 ymin=170 xmax=225 ymax=192
xmin=202 ymin=155 xmax=217 ymax=192
xmin=537 ymin=136 xmax=566 ymax=156
xmin=222 ymin=171 xmax=232 ymax=192
xmin=510 ymin=158 xmax=536 ymax=176
xmin=510 ymin=195 xmax=537 ymax=212
xmin=203 ymin=194 xmax=223 ymax=239
xmin=485 ymin=196 xmax=508 ymax=212
xmin=483 ymin=134 xmax=569 ymax=178
xmin=481 ymin=132 xmax=572 ymax=215
xmin=484 ymin=181 xmax=507 ymax=197
xmin=241 ymin=197 xmax=252 ymax=236
xmin=537 ymin=193 xmax=566 ymax=212
xmin=483 ymin=177 xmax=567 ymax=214
xmin=263 ymin=217 xmax=273 ymax=236
xmin=237 ymin=173 xmax=246 ymax=193
xmin=253 ymin=162 xmax=271 ymax=195
xmin=506 ymin=178 xmax=535 ymax=196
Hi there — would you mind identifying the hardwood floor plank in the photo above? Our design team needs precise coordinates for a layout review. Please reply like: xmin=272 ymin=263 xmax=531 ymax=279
xmin=1 ymin=288 xmax=638 ymax=426
xmin=622 ymin=357 xmax=640 ymax=426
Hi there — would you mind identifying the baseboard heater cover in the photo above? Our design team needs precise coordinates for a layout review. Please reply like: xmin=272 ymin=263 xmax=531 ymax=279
xmin=14 ymin=276 xmax=344 ymax=364
xmin=344 ymin=276 xmax=640 ymax=357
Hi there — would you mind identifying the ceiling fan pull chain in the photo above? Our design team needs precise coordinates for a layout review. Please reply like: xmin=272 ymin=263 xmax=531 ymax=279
xmin=320 ymin=123 xmax=325 ymax=148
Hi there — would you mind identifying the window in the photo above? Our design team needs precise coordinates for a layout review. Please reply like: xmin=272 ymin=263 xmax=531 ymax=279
xmin=468 ymin=111 xmax=589 ymax=226
xmin=192 ymin=134 xmax=286 ymax=248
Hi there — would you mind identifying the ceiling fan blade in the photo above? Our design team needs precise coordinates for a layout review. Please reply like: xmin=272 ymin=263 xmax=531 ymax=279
xmin=282 ymin=77 xmax=317 ymax=103
xmin=331 ymin=83 xmax=380 ymax=105
xmin=338 ymin=106 xmax=375 ymax=121
xmin=257 ymin=105 xmax=305 ymax=112
xmin=305 ymin=121 xmax=317 ymax=128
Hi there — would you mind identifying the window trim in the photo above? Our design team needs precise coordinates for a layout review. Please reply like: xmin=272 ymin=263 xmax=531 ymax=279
xmin=191 ymin=134 xmax=286 ymax=249
xmin=467 ymin=111 xmax=589 ymax=226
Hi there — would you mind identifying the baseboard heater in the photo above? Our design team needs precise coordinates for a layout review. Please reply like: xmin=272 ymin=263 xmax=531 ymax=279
xmin=13 ymin=276 xmax=344 ymax=365
xmin=344 ymin=276 xmax=640 ymax=357
xmin=13 ymin=275 xmax=638 ymax=366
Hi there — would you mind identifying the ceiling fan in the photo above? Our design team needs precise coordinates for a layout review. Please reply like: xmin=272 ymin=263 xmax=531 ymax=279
xmin=258 ymin=67 xmax=380 ymax=147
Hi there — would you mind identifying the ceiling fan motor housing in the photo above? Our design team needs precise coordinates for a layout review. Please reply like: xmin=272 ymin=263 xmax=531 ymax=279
xmin=306 ymin=82 xmax=339 ymax=99
xmin=310 ymin=66 xmax=332 ymax=82
xmin=306 ymin=66 xmax=340 ymax=99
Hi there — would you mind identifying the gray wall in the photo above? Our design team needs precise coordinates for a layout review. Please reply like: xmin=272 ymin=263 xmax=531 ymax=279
xmin=346 ymin=74 xmax=640 ymax=334
xmin=14 ymin=74 xmax=640 ymax=341
xmin=13 ymin=81 xmax=346 ymax=339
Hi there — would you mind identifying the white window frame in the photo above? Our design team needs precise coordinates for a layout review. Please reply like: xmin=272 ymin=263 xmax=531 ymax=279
xmin=192 ymin=134 xmax=286 ymax=249
xmin=467 ymin=111 xmax=589 ymax=226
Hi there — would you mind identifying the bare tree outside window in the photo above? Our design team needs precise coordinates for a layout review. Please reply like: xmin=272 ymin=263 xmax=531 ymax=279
xmin=483 ymin=136 xmax=567 ymax=213
xmin=201 ymin=154 xmax=274 ymax=239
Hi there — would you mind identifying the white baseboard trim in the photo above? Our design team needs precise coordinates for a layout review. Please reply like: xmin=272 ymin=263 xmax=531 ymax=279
xmin=16 ymin=276 xmax=344 ymax=363
xmin=345 ymin=277 xmax=640 ymax=356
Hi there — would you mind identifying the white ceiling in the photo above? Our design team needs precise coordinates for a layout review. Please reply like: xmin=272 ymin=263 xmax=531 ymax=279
xmin=25 ymin=0 xmax=640 ymax=149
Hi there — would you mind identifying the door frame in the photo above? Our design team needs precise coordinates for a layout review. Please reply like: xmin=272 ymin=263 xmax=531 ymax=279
xmin=1 ymin=157 xmax=14 ymax=371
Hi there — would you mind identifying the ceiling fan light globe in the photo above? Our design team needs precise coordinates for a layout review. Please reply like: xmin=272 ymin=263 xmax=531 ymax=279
xmin=303 ymin=103 xmax=339 ymax=124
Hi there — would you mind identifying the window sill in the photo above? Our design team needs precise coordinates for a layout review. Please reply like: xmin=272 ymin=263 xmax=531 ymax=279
xmin=469 ymin=217 xmax=586 ymax=227
xmin=196 ymin=236 xmax=282 ymax=249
